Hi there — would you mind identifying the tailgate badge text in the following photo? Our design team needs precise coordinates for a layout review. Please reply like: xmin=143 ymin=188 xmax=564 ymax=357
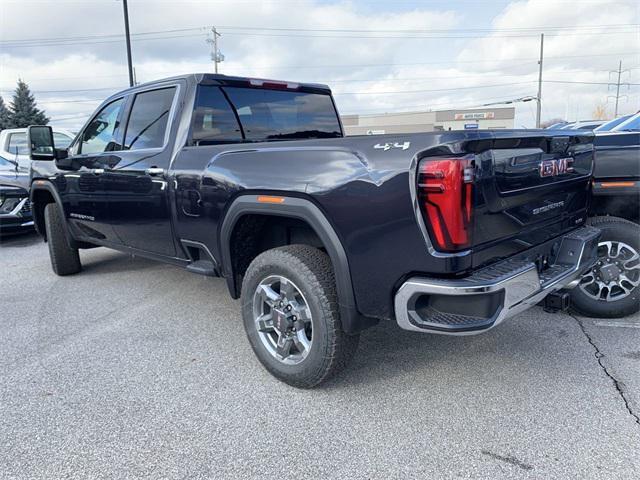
xmin=374 ymin=141 xmax=411 ymax=151
xmin=539 ymin=157 xmax=574 ymax=177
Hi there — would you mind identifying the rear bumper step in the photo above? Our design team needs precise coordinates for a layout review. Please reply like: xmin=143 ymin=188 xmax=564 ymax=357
xmin=394 ymin=225 xmax=600 ymax=334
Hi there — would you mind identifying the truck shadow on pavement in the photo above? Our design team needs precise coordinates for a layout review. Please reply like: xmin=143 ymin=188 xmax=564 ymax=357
xmin=0 ymin=231 xmax=41 ymax=248
xmin=78 ymin=248 xmax=174 ymax=275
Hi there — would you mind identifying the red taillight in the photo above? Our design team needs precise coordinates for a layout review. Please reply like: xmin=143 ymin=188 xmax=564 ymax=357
xmin=417 ymin=156 xmax=475 ymax=252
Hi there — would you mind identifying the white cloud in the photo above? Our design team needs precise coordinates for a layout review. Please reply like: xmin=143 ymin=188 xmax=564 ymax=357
xmin=0 ymin=0 xmax=637 ymax=129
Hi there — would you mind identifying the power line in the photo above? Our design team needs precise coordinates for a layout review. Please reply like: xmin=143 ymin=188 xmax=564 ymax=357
xmin=2 ymin=22 xmax=637 ymax=43
xmin=334 ymin=82 xmax=535 ymax=96
xmin=218 ymin=29 xmax=638 ymax=40
xmin=1 ymin=23 xmax=637 ymax=47
xmin=6 ymin=75 xmax=637 ymax=98
xmin=0 ymin=86 xmax=121 ymax=94
xmin=545 ymin=79 xmax=640 ymax=86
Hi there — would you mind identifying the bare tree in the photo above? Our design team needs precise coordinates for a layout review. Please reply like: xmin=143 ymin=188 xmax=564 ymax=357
xmin=540 ymin=118 xmax=566 ymax=128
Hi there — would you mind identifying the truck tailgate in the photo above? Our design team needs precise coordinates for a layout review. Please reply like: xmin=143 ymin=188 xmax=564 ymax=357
xmin=415 ymin=131 xmax=594 ymax=268
xmin=470 ymin=132 xmax=594 ymax=266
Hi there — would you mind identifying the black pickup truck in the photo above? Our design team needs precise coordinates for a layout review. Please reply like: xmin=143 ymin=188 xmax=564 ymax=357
xmin=27 ymin=73 xmax=602 ymax=387
xmin=567 ymin=129 xmax=640 ymax=318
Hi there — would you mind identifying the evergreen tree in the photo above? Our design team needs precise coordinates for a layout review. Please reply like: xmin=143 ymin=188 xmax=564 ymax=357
xmin=9 ymin=79 xmax=49 ymax=127
xmin=0 ymin=96 xmax=13 ymax=131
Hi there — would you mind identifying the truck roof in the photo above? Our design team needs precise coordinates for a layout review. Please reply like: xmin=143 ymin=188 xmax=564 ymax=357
xmin=103 ymin=73 xmax=332 ymax=103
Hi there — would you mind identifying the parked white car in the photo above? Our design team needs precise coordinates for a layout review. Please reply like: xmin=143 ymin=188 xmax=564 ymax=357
xmin=0 ymin=127 xmax=75 ymax=170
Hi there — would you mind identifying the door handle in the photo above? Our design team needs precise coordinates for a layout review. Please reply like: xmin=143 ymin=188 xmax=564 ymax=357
xmin=145 ymin=167 xmax=165 ymax=176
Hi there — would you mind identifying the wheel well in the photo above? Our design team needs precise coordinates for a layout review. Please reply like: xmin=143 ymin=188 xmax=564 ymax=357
xmin=31 ymin=188 xmax=56 ymax=240
xmin=228 ymin=214 xmax=326 ymax=297
xmin=590 ymin=195 xmax=640 ymax=223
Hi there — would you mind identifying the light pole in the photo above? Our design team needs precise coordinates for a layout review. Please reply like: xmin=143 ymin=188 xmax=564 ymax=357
xmin=122 ymin=0 xmax=134 ymax=87
xmin=535 ymin=33 xmax=544 ymax=128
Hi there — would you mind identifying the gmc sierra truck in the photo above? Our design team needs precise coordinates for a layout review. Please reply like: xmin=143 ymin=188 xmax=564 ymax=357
xmin=27 ymin=73 xmax=602 ymax=387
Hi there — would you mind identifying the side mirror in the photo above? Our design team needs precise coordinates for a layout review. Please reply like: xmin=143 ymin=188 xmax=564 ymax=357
xmin=27 ymin=125 xmax=55 ymax=161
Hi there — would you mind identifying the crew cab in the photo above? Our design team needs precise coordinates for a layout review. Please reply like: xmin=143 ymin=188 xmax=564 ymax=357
xmin=27 ymin=73 xmax=601 ymax=387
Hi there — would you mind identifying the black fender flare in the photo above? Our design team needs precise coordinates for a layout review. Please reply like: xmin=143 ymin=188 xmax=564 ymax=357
xmin=219 ymin=195 xmax=375 ymax=334
xmin=29 ymin=180 xmax=79 ymax=248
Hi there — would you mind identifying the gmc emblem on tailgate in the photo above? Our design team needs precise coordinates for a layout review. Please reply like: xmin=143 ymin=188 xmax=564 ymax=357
xmin=539 ymin=157 xmax=574 ymax=177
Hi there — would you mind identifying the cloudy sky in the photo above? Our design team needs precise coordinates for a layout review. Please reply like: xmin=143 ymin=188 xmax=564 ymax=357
xmin=1 ymin=0 xmax=638 ymax=130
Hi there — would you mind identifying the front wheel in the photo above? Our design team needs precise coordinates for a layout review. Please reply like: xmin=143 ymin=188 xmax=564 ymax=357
xmin=570 ymin=216 xmax=640 ymax=318
xmin=241 ymin=245 xmax=359 ymax=388
xmin=44 ymin=203 xmax=81 ymax=276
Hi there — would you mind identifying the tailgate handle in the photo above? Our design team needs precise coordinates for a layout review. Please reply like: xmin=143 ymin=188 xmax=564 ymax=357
xmin=145 ymin=167 xmax=165 ymax=176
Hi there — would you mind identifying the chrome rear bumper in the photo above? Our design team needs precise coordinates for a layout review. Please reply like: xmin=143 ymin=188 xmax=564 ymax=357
xmin=394 ymin=226 xmax=600 ymax=335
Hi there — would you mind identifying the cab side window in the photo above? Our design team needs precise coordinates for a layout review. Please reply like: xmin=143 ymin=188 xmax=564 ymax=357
xmin=7 ymin=133 xmax=28 ymax=155
xmin=80 ymin=98 xmax=124 ymax=154
xmin=123 ymin=87 xmax=176 ymax=150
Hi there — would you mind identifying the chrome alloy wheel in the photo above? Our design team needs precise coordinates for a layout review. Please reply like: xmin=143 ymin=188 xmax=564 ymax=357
xmin=252 ymin=275 xmax=313 ymax=365
xmin=579 ymin=240 xmax=640 ymax=302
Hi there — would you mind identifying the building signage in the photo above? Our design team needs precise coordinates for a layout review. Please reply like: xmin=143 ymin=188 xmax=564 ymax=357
xmin=464 ymin=123 xmax=479 ymax=129
xmin=454 ymin=112 xmax=495 ymax=120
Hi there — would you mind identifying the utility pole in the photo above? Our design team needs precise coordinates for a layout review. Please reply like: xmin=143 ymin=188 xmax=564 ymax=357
xmin=122 ymin=0 xmax=134 ymax=87
xmin=535 ymin=33 xmax=544 ymax=128
xmin=614 ymin=61 xmax=622 ymax=116
xmin=207 ymin=27 xmax=224 ymax=73
xmin=608 ymin=60 xmax=630 ymax=117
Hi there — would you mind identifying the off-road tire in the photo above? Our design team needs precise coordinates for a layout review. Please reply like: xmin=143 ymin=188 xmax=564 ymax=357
xmin=44 ymin=203 xmax=81 ymax=276
xmin=570 ymin=216 xmax=640 ymax=318
xmin=241 ymin=245 xmax=359 ymax=388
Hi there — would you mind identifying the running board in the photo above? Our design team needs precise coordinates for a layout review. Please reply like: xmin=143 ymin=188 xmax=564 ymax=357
xmin=180 ymin=239 xmax=220 ymax=277
xmin=186 ymin=260 xmax=218 ymax=276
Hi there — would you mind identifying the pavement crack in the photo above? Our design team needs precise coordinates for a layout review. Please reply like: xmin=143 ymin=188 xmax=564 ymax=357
xmin=481 ymin=450 xmax=533 ymax=471
xmin=572 ymin=314 xmax=640 ymax=427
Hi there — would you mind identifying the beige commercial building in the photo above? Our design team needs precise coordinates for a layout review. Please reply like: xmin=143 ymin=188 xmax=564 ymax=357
xmin=341 ymin=107 xmax=515 ymax=135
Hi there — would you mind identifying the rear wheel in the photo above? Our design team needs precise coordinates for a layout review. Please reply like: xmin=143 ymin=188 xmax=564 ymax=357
xmin=241 ymin=245 xmax=359 ymax=388
xmin=44 ymin=203 xmax=81 ymax=276
xmin=570 ymin=216 xmax=640 ymax=318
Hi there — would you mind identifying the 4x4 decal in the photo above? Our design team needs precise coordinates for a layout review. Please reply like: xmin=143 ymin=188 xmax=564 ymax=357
xmin=374 ymin=141 xmax=411 ymax=151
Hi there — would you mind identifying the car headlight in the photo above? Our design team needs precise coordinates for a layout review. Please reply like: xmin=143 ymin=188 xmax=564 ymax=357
xmin=0 ymin=196 xmax=23 ymax=214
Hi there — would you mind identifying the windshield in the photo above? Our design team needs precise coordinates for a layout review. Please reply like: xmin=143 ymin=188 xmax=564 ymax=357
xmin=53 ymin=132 xmax=74 ymax=148
xmin=571 ymin=123 xmax=601 ymax=130
xmin=611 ymin=113 xmax=640 ymax=132
xmin=594 ymin=115 xmax=633 ymax=132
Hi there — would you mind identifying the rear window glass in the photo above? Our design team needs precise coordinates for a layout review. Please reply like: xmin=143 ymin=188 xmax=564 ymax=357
xmin=192 ymin=86 xmax=243 ymax=145
xmin=222 ymin=87 xmax=341 ymax=141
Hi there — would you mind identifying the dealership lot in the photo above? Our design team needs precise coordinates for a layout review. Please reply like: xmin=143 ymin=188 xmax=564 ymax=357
xmin=1 ymin=233 xmax=639 ymax=479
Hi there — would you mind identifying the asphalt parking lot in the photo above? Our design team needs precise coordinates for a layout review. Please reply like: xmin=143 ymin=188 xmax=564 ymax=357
xmin=1 ymin=232 xmax=639 ymax=479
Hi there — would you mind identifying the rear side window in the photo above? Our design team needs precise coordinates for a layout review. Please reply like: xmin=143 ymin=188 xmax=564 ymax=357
xmin=223 ymin=87 xmax=341 ymax=141
xmin=124 ymin=87 xmax=176 ymax=150
xmin=192 ymin=86 xmax=243 ymax=145
xmin=7 ymin=133 xmax=28 ymax=155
